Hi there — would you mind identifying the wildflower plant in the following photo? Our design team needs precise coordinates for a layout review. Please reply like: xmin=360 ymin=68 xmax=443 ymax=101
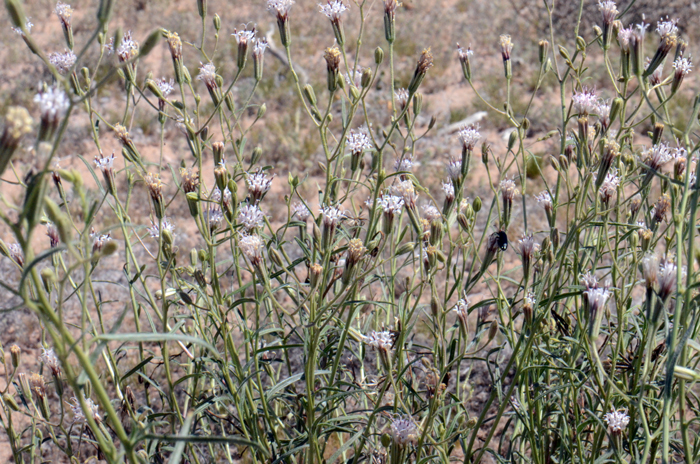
xmin=1 ymin=0 xmax=700 ymax=463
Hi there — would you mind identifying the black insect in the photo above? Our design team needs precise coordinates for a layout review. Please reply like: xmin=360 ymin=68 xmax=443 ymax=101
xmin=495 ymin=230 xmax=508 ymax=251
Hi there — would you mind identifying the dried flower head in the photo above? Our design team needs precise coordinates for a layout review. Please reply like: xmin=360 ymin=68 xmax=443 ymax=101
xmin=180 ymin=167 xmax=200 ymax=193
xmin=54 ymin=1 xmax=72 ymax=27
xmin=113 ymin=123 xmax=131 ymax=145
xmin=651 ymin=193 xmax=671 ymax=223
xmin=658 ymin=258 xmax=684 ymax=301
xmin=29 ymin=373 xmax=46 ymax=398
xmin=580 ymin=271 xmax=598 ymax=291
xmin=500 ymin=35 xmax=513 ymax=61
xmin=46 ymin=222 xmax=60 ymax=248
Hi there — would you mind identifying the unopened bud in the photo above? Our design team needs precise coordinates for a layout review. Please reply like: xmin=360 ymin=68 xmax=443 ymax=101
xmin=488 ymin=320 xmax=498 ymax=340
xmin=375 ymin=47 xmax=384 ymax=64
xmin=538 ymin=39 xmax=549 ymax=64
xmin=10 ymin=345 xmax=20 ymax=369
xmin=303 ymin=84 xmax=317 ymax=106
xmin=472 ymin=196 xmax=482 ymax=212
xmin=213 ymin=14 xmax=221 ymax=32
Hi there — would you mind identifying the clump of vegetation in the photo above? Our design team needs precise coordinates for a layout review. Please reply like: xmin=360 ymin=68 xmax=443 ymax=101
xmin=1 ymin=0 xmax=699 ymax=462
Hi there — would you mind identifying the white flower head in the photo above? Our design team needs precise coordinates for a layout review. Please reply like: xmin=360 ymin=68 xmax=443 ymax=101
xmin=457 ymin=123 xmax=480 ymax=151
xmin=238 ymin=204 xmax=266 ymax=231
xmin=49 ymin=50 xmax=77 ymax=74
xmin=535 ymin=191 xmax=552 ymax=210
xmin=346 ymin=127 xmax=372 ymax=155
xmin=11 ymin=19 xmax=33 ymax=35
xmin=147 ymin=217 xmax=175 ymax=238
xmin=34 ymin=84 xmax=69 ymax=120
xmin=643 ymin=142 xmax=672 ymax=171
xmin=656 ymin=17 xmax=678 ymax=37
xmin=395 ymin=88 xmax=410 ymax=109
xmin=390 ymin=415 xmax=418 ymax=446
xmin=673 ymin=56 xmax=693 ymax=76
xmin=422 ymin=204 xmax=441 ymax=222
xmin=603 ymin=408 xmax=630 ymax=433
xmin=71 ymin=397 xmax=101 ymax=423
xmin=321 ymin=204 xmax=344 ymax=227
xmin=292 ymin=202 xmax=311 ymax=221
xmin=377 ymin=194 xmax=404 ymax=215
xmin=319 ymin=0 xmax=348 ymax=21
xmin=267 ymin=0 xmax=294 ymax=18
xmin=197 ymin=62 xmax=218 ymax=88
xmin=156 ymin=77 xmax=174 ymax=97
xmin=391 ymin=180 xmax=418 ymax=208
xmin=40 ymin=347 xmax=61 ymax=376
xmin=573 ymin=87 xmax=598 ymax=115
xmin=232 ymin=27 xmax=256 ymax=45
xmin=363 ymin=330 xmax=394 ymax=352
xmin=394 ymin=156 xmax=413 ymax=172
xmin=239 ymin=233 xmax=264 ymax=266
xmin=446 ymin=158 xmax=462 ymax=182
xmin=598 ymin=0 xmax=618 ymax=24
xmin=246 ymin=170 xmax=273 ymax=202
xmin=442 ymin=181 xmax=455 ymax=200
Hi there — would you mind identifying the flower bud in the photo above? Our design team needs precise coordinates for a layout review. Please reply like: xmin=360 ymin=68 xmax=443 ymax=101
xmin=374 ymin=46 xmax=384 ymax=64
xmin=472 ymin=196 xmax=482 ymax=212
xmin=10 ymin=345 xmax=20 ymax=369
xmin=538 ymin=39 xmax=549 ymax=64
xmin=303 ymin=84 xmax=317 ymax=107
xmin=213 ymin=14 xmax=221 ymax=31
xmin=361 ymin=67 xmax=372 ymax=88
